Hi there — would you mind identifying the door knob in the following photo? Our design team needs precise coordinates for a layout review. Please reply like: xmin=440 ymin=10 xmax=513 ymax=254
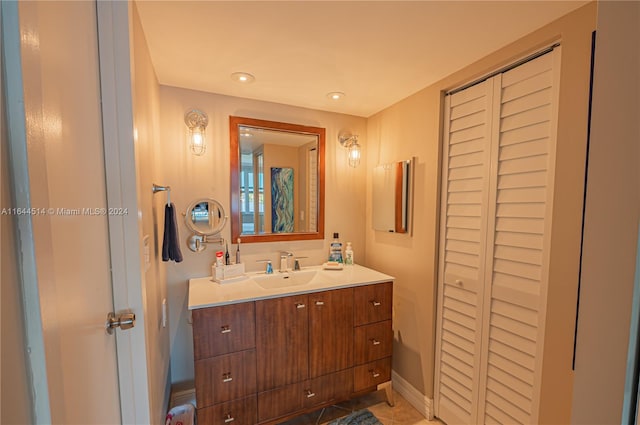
xmin=106 ymin=312 xmax=136 ymax=334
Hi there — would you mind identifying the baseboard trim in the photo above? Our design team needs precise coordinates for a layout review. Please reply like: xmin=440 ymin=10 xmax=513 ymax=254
xmin=391 ymin=370 xmax=434 ymax=420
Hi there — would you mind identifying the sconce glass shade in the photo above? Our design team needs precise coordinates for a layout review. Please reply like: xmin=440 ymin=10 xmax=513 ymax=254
xmin=185 ymin=109 xmax=208 ymax=156
xmin=348 ymin=141 xmax=361 ymax=167
xmin=339 ymin=133 xmax=361 ymax=168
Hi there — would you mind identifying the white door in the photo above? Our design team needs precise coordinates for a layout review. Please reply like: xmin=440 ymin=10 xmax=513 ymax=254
xmin=434 ymin=79 xmax=496 ymax=424
xmin=434 ymin=48 xmax=560 ymax=425
xmin=2 ymin=1 xmax=150 ymax=423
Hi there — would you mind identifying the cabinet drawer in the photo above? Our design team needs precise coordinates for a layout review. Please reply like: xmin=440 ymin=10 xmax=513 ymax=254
xmin=257 ymin=369 xmax=353 ymax=423
xmin=257 ymin=382 xmax=304 ymax=423
xmin=193 ymin=302 xmax=256 ymax=359
xmin=303 ymin=369 xmax=353 ymax=410
xmin=197 ymin=395 xmax=257 ymax=425
xmin=354 ymin=358 xmax=391 ymax=392
xmin=354 ymin=320 xmax=392 ymax=364
xmin=354 ymin=282 xmax=392 ymax=325
xmin=195 ymin=350 xmax=257 ymax=407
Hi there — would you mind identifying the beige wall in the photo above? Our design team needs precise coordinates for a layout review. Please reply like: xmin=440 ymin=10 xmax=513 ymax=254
xmin=131 ymin=4 xmax=171 ymax=421
xmin=571 ymin=1 xmax=640 ymax=423
xmin=159 ymin=86 xmax=367 ymax=385
xmin=365 ymin=3 xmax=597 ymax=421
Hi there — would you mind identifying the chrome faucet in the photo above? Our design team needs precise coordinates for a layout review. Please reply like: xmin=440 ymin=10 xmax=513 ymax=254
xmin=279 ymin=251 xmax=293 ymax=272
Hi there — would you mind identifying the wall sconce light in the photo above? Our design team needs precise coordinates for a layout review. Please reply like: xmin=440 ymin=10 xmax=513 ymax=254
xmin=185 ymin=109 xmax=208 ymax=156
xmin=339 ymin=133 xmax=361 ymax=167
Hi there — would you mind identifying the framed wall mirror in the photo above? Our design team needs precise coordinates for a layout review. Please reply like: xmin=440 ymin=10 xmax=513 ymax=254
xmin=372 ymin=158 xmax=415 ymax=234
xmin=230 ymin=116 xmax=325 ymax=243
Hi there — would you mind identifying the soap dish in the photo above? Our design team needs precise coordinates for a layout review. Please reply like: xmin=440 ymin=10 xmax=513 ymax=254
xmin=212 ymin=275 xmax=248 ymax=284
xmin=322 ymin=261 xmax=343 ymax=270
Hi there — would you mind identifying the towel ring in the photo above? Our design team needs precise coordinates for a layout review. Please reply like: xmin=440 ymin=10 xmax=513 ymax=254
xmin=152 ymin=183 xmax=171 ymax=205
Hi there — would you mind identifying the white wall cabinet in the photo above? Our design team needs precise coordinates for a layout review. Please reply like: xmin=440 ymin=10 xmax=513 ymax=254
xmin=434 ymin=48 xmax=561 ymax=424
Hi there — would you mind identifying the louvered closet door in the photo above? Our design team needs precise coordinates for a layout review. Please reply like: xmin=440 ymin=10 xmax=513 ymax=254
xmin=478 ymin=49 xmax=560 ymax=425
xmin=435 ymin=48 xmax=560 ymax=425
xmin=434 ymin=79 xmax=495 ymax=425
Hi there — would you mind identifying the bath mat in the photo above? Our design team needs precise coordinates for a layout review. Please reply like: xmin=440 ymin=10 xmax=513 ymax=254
xmin=328 ymin=409 xmax=383 ymax=425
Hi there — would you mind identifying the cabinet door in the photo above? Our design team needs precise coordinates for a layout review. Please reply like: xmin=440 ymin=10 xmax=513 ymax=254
xmin=195 ymin=350 xmax=257 ymax=407
xmin=354 ymin=282 xmax=392 ymax=325
xmin=193 ymin=302 xmax=256 ymax=359
xmin=309 ymin=288 xmax=354 ymax=378
xmin=256 ymin=294 xmax=309 ymax=392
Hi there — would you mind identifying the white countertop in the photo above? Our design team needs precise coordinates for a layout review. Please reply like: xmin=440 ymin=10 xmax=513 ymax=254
xmin=188 ymin=264 xmax=394 ymax=309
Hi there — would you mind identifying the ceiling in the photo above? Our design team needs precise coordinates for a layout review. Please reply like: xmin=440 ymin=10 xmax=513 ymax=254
xmin=136 ymin=1 xmax=588 ymax=118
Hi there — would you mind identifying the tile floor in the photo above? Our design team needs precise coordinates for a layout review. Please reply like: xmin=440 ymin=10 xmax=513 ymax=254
xmin=278 ymin=389 xmax=443 ymax=425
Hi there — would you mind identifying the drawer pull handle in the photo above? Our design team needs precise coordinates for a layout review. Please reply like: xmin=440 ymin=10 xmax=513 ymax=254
xmin=371 ymin=301 xmax=382 ymax=307
xmin=315 ymin=301 xmax=325 ymax=306
xmin=220 ymin=325 xmax=231 ymax=334
xmin=305 ymin=389 xmax=316 ymax=398
xmin=296 ymin=303 xmax=306 ymax=309
xmin=222 ymin=373 xmax=233 ymax=383
xmin=370 ymin=370 xmax=381 ymax=378
xmin=224 ymin=414 xmax=235 ymax=423
xmin=371 ymin=339 xmax=381 ymax=346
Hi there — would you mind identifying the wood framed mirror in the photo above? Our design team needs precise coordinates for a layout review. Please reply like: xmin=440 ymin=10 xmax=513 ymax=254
xmin=230 ymin=116 xmax=325 ymax=243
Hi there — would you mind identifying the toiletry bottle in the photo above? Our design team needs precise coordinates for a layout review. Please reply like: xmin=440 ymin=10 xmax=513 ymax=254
xmin=225 ymin=243 xmax=230 ymax=265
xmin=235 ymin=238 xmax=241 ymax=264
xmin=345 ymin=242 xmax=354 ymax=265
xmin=328 ymin=232 xmax=343 ymax=263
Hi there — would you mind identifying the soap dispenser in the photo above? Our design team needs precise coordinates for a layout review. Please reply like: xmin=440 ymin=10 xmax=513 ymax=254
xmin=345 ymin=242 xmax=354 ymax=265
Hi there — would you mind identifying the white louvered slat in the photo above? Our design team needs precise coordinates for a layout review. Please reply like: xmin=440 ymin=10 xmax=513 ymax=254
xmin=488 ymin=351 xmax=535 ymax=387
xmin=487 ymin=364 xmax=534 ymax=400
xmin=486 ymin=378 xmax=532 ymax=414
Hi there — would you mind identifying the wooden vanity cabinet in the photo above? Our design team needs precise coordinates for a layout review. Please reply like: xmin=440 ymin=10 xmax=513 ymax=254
xmin=192 ymin=281 xmax=393 ymax=425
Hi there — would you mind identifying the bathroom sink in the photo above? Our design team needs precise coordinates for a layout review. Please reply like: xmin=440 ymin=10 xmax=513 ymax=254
xmin=253 ymin=270 xmax=322 ymax=289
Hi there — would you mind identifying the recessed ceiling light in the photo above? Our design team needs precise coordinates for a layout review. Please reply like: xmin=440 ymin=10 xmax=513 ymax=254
xmin=231 ymin=72 xmax=255 ymax=83
xmin=327 ymin=91 xmax=345 ymax=101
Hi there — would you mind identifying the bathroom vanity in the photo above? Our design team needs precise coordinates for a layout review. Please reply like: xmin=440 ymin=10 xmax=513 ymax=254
xmin=188 ymin=265 xmax=394 ymax=425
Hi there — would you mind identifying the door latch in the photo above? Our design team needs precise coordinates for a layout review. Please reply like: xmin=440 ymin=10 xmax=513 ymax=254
xmin=106 ymin=312 xmax=136 ymax=334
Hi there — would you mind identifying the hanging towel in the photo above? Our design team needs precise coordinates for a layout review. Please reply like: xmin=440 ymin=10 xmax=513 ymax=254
xmin=162 ymin=202 xmax=183 ymax=263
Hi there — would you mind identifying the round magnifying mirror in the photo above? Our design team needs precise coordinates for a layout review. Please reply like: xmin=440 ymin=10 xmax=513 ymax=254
xmin=185 ymin=198 xmax=227 ymax=236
